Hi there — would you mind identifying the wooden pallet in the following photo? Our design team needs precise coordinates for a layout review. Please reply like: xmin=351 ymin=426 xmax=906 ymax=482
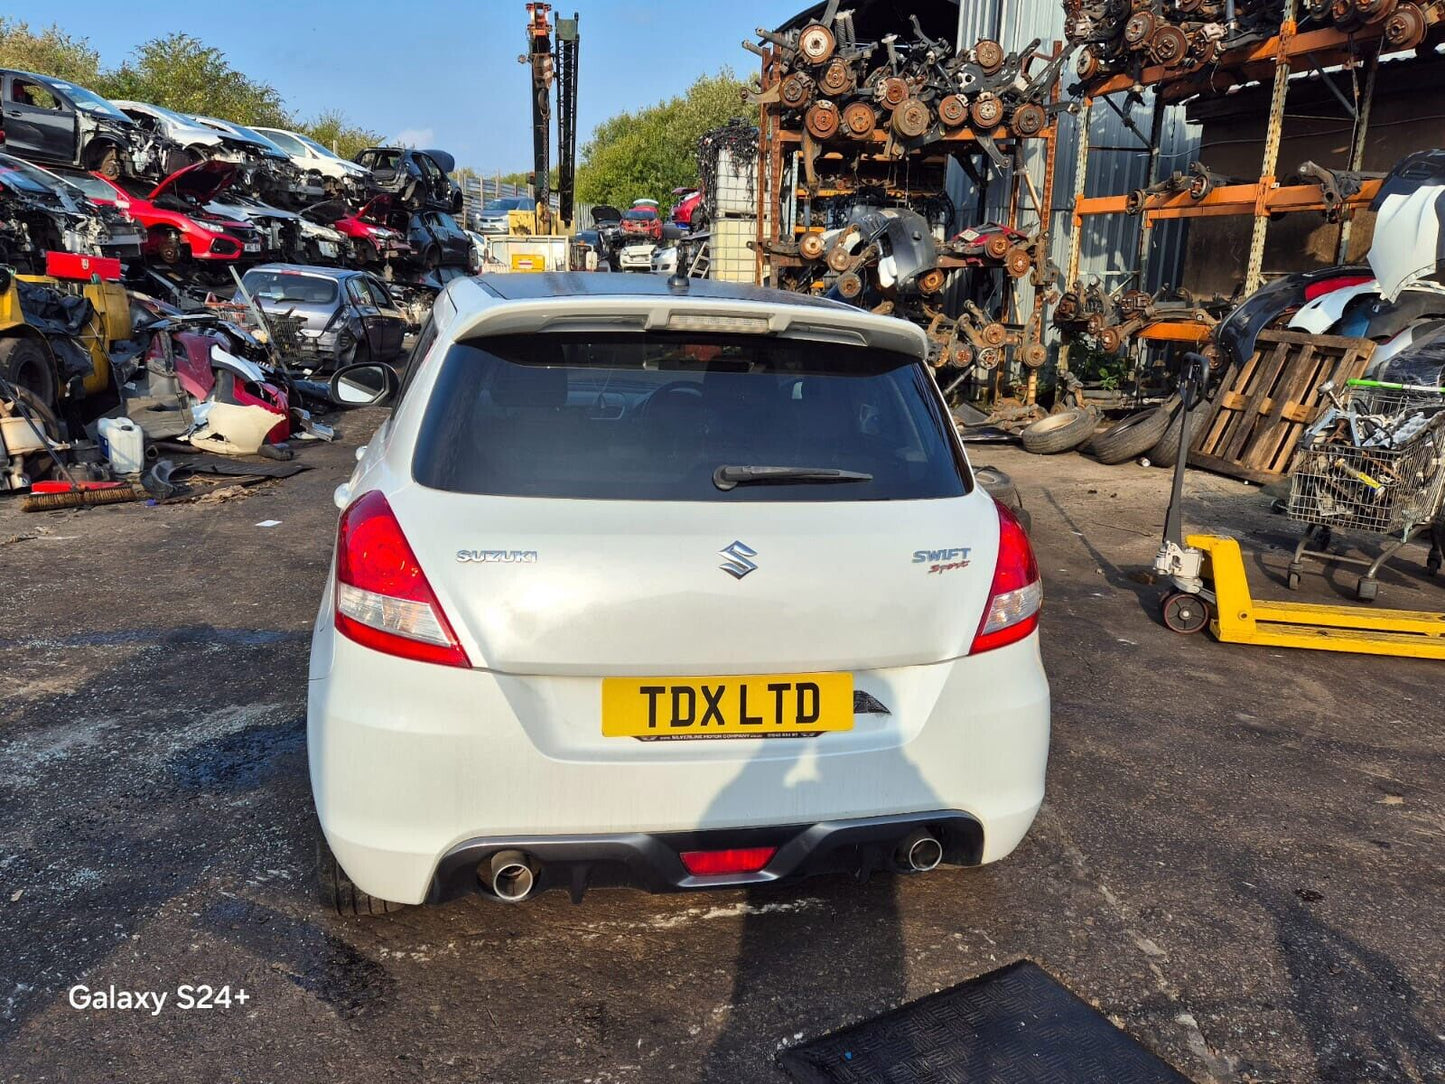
xmin=1190 ymin=329 xmax=1375 ymax=484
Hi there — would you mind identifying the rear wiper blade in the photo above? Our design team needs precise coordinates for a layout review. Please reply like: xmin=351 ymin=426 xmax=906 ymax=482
xmin=713 ymin=465 xmax=873 ymax=491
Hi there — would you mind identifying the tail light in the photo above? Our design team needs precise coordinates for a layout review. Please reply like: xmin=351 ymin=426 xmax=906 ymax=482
xmin=334 ymin=491 xmax=470 ymax=668
xmin=970 ymin=500 xmax=1043 ymax=654
xmin=680 ymin=847 xmax=777 ymax=876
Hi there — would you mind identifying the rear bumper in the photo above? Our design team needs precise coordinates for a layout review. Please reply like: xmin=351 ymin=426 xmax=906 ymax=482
xmin=430 ymin=811 xmax=983 ymax=902
xmin=309 ymin=619 xmax=1050 ymax=905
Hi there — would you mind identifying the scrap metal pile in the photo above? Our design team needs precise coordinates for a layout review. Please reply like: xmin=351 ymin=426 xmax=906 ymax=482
xmin=1052 ymin=283 xmax=1228 ymax=357
xmin=1067 ymin=0 xmax=1285 ymax=84
xmin=0 ymin=260 xmax=396 ymax=508
xmin=0 ymin=69 xmax=476 ymax=306
xmin=1067 ymin=0 xmax=1445 ymax=91
xmin=1303 ymin=0 xmax=1445 ymax=48
xmin=748 ymin=12 xmax=1072 ymax=163
xmin=1289 ymin=382 xmax=1445 ymax=538
xmin=1024 ymin=148 xmax=1445 ymax=472
xmin=742 ymin=10 xmax=1068 ymax=382
xmin=0 ymin=67 xmax=480 ymax=507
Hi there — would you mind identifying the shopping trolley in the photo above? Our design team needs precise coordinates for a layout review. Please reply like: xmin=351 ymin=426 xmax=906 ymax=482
xmin=1285 ymin=380 xmax=1445 ymax=600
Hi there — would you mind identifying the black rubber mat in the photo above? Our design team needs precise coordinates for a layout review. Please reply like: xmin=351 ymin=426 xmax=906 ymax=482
xmin=777 ymin=960 xmax=1191 ymax=1083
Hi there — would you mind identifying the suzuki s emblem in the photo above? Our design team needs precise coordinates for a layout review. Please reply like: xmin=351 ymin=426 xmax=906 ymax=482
xmin=719 ymin=540 xmax=759 ymax=580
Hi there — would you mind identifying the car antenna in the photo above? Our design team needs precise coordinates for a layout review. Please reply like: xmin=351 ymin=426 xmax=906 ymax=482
xmin=667 ymin=271 xmax=690 ymax=294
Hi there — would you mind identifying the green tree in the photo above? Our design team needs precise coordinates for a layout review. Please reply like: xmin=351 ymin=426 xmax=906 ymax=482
xmin=0 ymin=19 xmax=102 ymax=84
xmin=576 ymin=70 xmax=755 ymax=208
xmin=98 ymin=33 xmax=289 ymax=127
xmin=298 ymin=110 xmax=381 ymax=161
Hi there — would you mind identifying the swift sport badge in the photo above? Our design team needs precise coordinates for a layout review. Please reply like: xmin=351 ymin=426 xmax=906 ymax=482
xmin=913 ymin=547 xmax=972 ymax=574
xmin=719 ymin=541 xmax=759 ymax=579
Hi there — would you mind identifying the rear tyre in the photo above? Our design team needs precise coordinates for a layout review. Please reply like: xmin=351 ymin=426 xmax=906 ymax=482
xmin=315 ymin=830 xmax=408 ymax=916
xmin=0 ymin=336 xmax=58 ymax=410
xmin=1020 ymin=407 xmax=1095 ymax=454
xmin=1145 ymin=396 xmax=1197 ymax=468
xmin=1093 ymin=404 xmax=1174 ymax=465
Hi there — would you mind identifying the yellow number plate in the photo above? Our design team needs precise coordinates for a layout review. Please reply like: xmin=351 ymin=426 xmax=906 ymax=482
xmin=601 ymin=673 xmax=854 ymax=739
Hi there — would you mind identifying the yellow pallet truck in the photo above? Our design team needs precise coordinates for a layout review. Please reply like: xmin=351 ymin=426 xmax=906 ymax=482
xmin=1153 ymin=355 xmax=1445 ymax=660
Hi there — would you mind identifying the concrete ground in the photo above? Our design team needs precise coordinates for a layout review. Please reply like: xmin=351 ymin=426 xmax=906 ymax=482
xmin=1 ymin=421 xmax=1441 ymax=1084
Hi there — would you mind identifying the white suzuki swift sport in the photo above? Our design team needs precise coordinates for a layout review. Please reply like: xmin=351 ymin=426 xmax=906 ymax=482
xmin=308 ymin=272 xmax=1049 ymax=914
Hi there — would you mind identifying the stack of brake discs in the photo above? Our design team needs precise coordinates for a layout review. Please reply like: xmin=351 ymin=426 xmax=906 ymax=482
xmin=1303 ymin=0 xmax=1445 ymax=50
xmin=751 ymin=15 xmax=1060 ymax=146
xmin=1066 ymin=0 xmax=1285 ymax=84
xmin=1067 ymin=0 xmax=1443 ymax=89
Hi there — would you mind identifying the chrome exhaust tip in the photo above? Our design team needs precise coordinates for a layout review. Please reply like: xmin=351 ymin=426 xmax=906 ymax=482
xmin=896 ymin=831 xmax=944 ymax=873
xmin=479 ymin=849 xmax=537 ymax=902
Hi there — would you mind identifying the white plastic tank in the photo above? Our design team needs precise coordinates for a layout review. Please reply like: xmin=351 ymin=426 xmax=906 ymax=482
xmin=97 ymin=417 xmax=145 ymax=475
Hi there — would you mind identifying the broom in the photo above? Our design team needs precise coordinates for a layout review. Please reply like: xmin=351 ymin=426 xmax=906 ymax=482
xmin=19 ymin=481 xmax=147 ymax=512
xmin=1 ymin=370 xmax=146 ymax=512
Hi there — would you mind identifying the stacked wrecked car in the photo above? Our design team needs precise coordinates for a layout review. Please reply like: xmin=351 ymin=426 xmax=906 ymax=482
xmin=0 ymin=67 xmax=475 ymax=298
xmin=0 ymin=67 xmax=477 ymax=506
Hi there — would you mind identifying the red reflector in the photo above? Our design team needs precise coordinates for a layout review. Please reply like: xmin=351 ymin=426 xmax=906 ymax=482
xmin=45 ymin=252 xmax=122 ymax=281
xmin=679 ymin=847 xmax=777 ymax=876
xmin=1303 ymin=274 xmax=1372 ymax=301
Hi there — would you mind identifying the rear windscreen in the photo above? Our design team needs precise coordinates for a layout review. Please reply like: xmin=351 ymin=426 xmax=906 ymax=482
xmin=241 ymin=271 xmax=337 ymax=305
xmin=411 ymin=332 xmax=969 ymax=502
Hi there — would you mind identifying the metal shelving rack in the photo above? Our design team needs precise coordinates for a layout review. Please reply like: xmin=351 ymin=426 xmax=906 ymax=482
xmin=749 ymin=41 xmax=1064 ymax=396
xmin=1061 ymin=1 xmax=1404 ymax=361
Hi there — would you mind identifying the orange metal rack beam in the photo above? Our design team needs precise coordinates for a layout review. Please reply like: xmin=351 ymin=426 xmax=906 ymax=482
xmin=1083 ymin=20 xmax=1394 ymax=100
xmin=1136 ymin=321 xmax=1215 ymax=343
xmin=1073 ymin=176 xmax=1382 ymax=225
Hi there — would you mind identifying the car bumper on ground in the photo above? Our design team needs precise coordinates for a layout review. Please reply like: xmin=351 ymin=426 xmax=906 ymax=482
xmin=308 ymin=618 xmax=1051 ymax=905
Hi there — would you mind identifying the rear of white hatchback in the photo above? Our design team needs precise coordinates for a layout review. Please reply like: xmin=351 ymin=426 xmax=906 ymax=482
xmin=308 ymin=274 xmax=1049 ymax=913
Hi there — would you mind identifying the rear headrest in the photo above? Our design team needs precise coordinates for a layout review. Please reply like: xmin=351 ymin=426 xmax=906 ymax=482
xmin=492 ymin=363 xmax=567 ymax=408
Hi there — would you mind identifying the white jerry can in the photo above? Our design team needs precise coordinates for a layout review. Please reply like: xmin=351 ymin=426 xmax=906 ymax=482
xmin=97 ymin=416 xmax=145 ymax=475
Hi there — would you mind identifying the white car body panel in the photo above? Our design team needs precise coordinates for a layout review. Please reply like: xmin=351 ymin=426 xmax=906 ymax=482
xmin=252 ymin=126 xmax=372 ymax=183
xmin=1288 ymin=279 xmax=1377 ymax=334
xmin=308 ymin=276 xmax=1051 ymax=904
xmin=618 ymin=241 xmax=656 ymax=270
xmin=1370 ymin=182 xmax=1444 ymax=301
xmin=113 ymin=100 xmax=223 ymax=151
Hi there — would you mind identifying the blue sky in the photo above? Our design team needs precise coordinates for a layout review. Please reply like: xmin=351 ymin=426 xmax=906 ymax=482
xmin=50 ymin=0 xmax=792 ymax=173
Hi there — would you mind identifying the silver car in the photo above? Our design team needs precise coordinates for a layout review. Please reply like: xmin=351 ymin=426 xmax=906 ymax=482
xmin=472 ymin=195 xmax=533 ymax=235
xmin=238 ymin=265 xmax=407 ymax=372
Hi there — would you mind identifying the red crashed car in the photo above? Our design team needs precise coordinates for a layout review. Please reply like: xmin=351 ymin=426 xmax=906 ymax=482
xmin=317 ymin=194 xmax=412 ymax=269
xmin=620 ymin=204 xmax=663 ymax=242
xmin=57 ymin=161 xmax=260 ymax=265
xmin=142 ymin=322 xmax=289 ymax=447
xmin=670 ymin=187 xmax=703 ymax=228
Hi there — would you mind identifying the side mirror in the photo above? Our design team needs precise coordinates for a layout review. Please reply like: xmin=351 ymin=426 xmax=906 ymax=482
xmin=329 ymin=362 xmax=398 ymax=408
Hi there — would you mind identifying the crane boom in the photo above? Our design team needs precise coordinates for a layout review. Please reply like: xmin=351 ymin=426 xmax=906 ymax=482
xmin=555 ymin=13 xmax=579 ymax=229
xmin=525 ymin=3 xmax=554 ymax=234
xmin=522 ymin=4 xmax=579 ymax=235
